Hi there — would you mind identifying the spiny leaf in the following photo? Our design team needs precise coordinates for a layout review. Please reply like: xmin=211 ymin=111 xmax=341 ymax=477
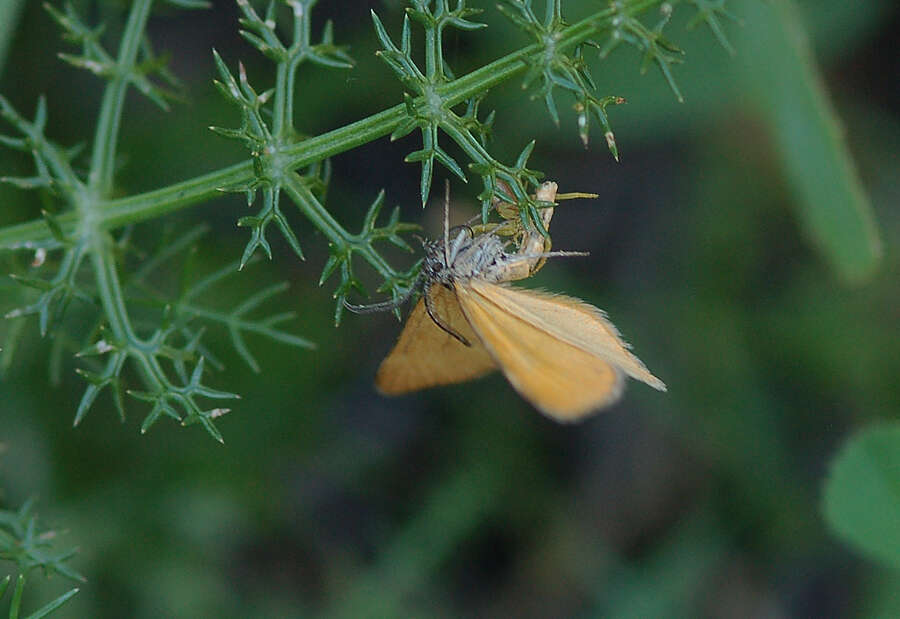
xmin=686 ymin=0 xmax=739 ymax=55
xmin=74 ymin=351 xmax=127 ymax=426
xmin=236 ymin=187 xmax=304 ymax=268
xmin=165 ymin=0 xmax=212 ymax=8
xmin=0 ymin=500 xmax=83 ymax=583
xmin=24 ymin=585 xmax=81 ymax=619
xmin=173 ymin=262 xmax=315 ymax=371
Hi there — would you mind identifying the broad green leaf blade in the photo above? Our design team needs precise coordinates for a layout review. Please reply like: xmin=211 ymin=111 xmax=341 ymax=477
xmin=823 ymin=422 xmax=900 ymax=568
xmin=737 ymin=0 xmax=882 ymax=283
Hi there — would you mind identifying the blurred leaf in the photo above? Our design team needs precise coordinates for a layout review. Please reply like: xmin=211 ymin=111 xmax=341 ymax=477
xmin=0 ymin=0 xmax=26 ymax=77
xmin=327 ymin=463 xmax=502 ymax=619
xmin=598 ymin=508 xmax=727 ymax=619
xmin=736 ymin=0 xmax=882 ymax=282
xmin=794 ymin=0 xmax=897 ymax=60
xmin=859 ymin=570 xmax=900 ymax=619
xmin=823 ymin=422 xmax=900 ymax=568
xmin=21 ymin=585 xmax=80 ymax=619
xmin=0 ymin=574 xmax=79 ymax=619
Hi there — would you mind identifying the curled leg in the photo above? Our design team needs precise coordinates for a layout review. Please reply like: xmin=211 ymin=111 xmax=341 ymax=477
xmin=423 ymin=282 xmax=471 ymax=347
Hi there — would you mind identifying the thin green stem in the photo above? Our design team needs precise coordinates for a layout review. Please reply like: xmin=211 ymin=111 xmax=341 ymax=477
xmin=281 ymin=171 xmax=349 ymax=244
xmin=88 ymin=0 xmax=154 ymax=197
xmin=424 ymin=19 xmax=438 ymax=80
xmin=273 ymin=59 xmax=288 ymax=137
xmin=88 ymin=231 xmax=182 ymax=411
xmin=0 ymin=1 xmax=660 ymax=250
xmin=283 ymin=1 xmax=308 ymax=132
xmin=0 ymin=161 xmax=252 ymax=249
xmin=441 ymin=117 xmax=493 ymax=165
xmin=179 ymin=304 xmax=291 ymax=341
xmin=89 ymin=232 xmax=137 ymax=343
xmin=281 ymin=173 xmax=398 ymax=282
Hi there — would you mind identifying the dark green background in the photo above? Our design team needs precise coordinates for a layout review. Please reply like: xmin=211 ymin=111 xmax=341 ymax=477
xmin=1 ymin=0 xmax=898 ymax=616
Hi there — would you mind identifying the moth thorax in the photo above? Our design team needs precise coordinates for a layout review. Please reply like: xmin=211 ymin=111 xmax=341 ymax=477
xmin=448 ymin=234 xmax=506 ymax=277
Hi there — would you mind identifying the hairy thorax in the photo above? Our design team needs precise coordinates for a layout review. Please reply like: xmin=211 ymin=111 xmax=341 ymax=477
xmin=424 ymin=232 xmax=529 ymax=287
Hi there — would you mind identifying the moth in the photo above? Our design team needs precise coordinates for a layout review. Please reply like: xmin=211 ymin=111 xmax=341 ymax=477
xmin=350 ymin=181 xmax=666 ymax=421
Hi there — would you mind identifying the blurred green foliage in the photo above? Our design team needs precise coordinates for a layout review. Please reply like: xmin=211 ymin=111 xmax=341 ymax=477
xmin=0 ymin=498 xmax=81 ymax=616
xmin=1 ymin=0 xmax=898 ymax=617
xmin=824 ymin=424 xmax=900 ymax=570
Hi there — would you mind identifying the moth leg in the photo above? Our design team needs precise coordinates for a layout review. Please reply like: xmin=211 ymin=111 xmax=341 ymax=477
xmin=344 ymin=274 xmax=422 ymax=314
xmin=424 ymin=282 xmax=471 ymax=347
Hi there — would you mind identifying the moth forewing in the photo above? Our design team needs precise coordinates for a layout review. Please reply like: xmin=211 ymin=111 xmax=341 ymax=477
xmin=454 ymin=282 xmax=626 ymax=420
xmin=371 ymin=179 xmax=664 ymax=420
xmin=467 ymin=281 xmax=666 ymax=392
xmin=375 ymin=284 xmax=495 ymax=395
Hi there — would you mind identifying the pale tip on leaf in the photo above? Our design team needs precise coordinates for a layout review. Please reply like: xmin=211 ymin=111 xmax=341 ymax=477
xmin=605 ymin=131 xmax=619 ymax=162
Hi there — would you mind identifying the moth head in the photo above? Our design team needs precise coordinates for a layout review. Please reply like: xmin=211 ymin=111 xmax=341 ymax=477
xmin=423 ymin=241 xmax=449 ymax=277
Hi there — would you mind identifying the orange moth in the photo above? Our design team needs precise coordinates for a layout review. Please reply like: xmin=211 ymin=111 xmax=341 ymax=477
xmin=350 ymin=182 xmax=666 ymax=421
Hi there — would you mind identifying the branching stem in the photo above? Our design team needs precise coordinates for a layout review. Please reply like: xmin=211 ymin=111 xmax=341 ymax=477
xmin=282 ymin=172 xmax=399 ymax=283
xmin=0 ymin=0 xmax=660 ymax=250
xmin=88 ymin=0 xmax=153 ymax=196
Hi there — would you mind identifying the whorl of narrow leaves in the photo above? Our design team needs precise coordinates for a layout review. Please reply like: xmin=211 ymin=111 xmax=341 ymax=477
xmin=596 ymin=0 xmax=736 ymax=106
xmin=0 ymin=95 xmax=81 ymax=199
xmin=0 ymin=574 xmax=80 ymax=619
xmin=319 ymin=191 xmax=421 ymax=326
xmin=0 ymin=498 xmax=83 ymax=582
xmin=237 ymin=0 xmax=353 ymax=69
xmin=213 ymin=1 xmax=422 ymax=325
xmin=0 ymin=1 xmax=314 ymax=442
xmin=599 ymin=1 xmax=686 ymax=103
xmin=211 ymin=0 xmax=358 ymax=270
xmin=0 ymin=0 xmax=739 ymax=441
xmin=45 ymin=2 xmax=183 ymax=110
xmin=498 ymin=0 xmax=626 ymax=156
xmin=684 ymin=0 xmax=739 ymax=55
xmin=373 ymin=2 xmax=556 ymax=235
xmin=0 ymin=499 xmax=81 ymax=618
xmin=167 ymin=252 xmax=317 ymax=372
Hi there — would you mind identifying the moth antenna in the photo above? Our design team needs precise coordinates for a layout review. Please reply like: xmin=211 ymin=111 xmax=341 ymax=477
xmin=443 ymin=180 xmax=451 ymax=266
xmin=511 ymin=250 xmax=590 ymax=262
xmin=423 ymin=282 xmax=470 ymax=347
xmin=463 ymin=212 xmax=483 ymax=226
xmin=556 ymin=192 xmax=599 ymax=201
xmin=543 ymin=250 xmax=590 ymax=257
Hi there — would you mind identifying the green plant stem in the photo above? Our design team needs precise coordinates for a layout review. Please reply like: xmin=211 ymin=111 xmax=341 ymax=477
xmin=0 ymin=1 xmax=660 ymax=251
xmin=88 ymin=0 xmax=154 ymax=197
xmin=81 ymin=0 xmax=180 ymax=419
xmin=0 ymin=0 xmax=27 ymax=78
xmin=273 ymin=3 xmax=306 ymax=137
xmin=85 ymin=0 xmax=151 ymax=341
xmin=91 ymin=228 xmax=214 ymax=425
xmin=89 ymin=231 xmax=167 ymax=401
xmin=282 ymin=172 xmax=398 ymax=281
xmin=0 ymin=162 xmax=252 ymax=250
